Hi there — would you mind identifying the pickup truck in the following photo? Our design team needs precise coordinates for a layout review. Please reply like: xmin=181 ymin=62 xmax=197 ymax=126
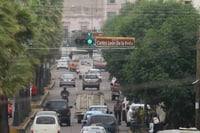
xmin=75 ymin=91 xmax=105 ymax=123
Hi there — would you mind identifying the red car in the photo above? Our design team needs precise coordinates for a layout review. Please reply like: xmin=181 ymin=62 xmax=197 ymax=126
xmin=8 ymin=101 xmax=13 ymax=118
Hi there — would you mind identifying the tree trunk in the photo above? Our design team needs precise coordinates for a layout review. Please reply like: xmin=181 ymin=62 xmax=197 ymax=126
xmin=0 ymin=94 xmax=9 ymax=133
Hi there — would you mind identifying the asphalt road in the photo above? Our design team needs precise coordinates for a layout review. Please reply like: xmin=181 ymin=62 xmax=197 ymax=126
xmin=26 ymin=66 xmax=130 ymax=133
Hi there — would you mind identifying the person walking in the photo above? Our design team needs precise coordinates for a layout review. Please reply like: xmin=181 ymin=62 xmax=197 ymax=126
xmin=113 ymin=100 xmax=122 ymax=125
xmin=151 ymin=109 xmax=160 ymax=133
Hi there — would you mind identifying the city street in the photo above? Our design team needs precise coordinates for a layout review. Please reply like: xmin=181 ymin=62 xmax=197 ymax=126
xmin=26 ymin=60 xmax=130 ymax=133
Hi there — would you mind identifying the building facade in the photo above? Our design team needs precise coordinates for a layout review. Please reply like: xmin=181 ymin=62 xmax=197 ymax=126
xmin=62 ymin=0 xmax=137 ymax=37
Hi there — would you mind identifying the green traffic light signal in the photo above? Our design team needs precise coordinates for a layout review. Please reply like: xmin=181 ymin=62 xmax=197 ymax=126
xmin=87 ymin=32 xmax=92 ymax=37
xmin=87 ymin=38 xmax=93 ymax=45
xmin=87 ymin=32 xmax=93 ymax=45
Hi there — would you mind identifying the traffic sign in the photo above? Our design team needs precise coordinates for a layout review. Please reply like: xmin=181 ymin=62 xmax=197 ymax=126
xmin=95 ymin=36 xmax=135 ymax=48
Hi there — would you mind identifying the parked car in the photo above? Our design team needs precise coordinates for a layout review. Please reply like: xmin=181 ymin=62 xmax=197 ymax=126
xmin=30 ymin=114 xmax=61 ymax=133
xmin=86 ymin=114 xmax=119 ymax=133
xmin=126 ymin=103 xmax=151 ymax=127
xmin=80 ymin=126 xmax=107 ymax=133
xmin=59 ymin=73 xmax=76 ymax=87
xmin=43 ymin=99 xmax=72 ymax=126
xmin=81 ymin=111 xmax=103 ymax=128
xmin=8 ymin=100 xmax=13 ymax=118
xmin=82 ymin=73 xmax=101 ymax=90
xmin=89 ymin=105 xmax=110 ymax=114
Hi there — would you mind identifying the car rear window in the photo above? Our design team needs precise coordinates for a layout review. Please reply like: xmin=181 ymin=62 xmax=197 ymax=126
xmin=85 ymin=75 xmax=98 ymax=79
xmin=90 ymin=116 xmax=115 ymax=125
xmin=89 ymin=107 xmax=107 ymax=114
xmin=36 ymin=116 xmax=55 ymax=124
xmin=45 ymin=101 xmax=67 ymax=109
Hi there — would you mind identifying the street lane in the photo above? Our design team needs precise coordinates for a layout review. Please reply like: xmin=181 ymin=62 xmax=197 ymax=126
xmin=26 ymin=59 xmax=130 ymax=133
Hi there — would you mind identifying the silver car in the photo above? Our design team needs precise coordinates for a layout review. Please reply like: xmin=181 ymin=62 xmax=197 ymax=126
xmin=59 ymin=73 xmax=76 ymax=87
xmin=82 ymin=73 xmax=100 ymax=90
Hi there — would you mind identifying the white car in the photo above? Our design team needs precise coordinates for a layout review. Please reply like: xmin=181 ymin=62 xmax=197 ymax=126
xmin=35 ymin=111 xmax=58 ymax=117
xmin=31 ymin=114 xmax=61 ymax=133
xmin=87 ymin=69 xmax=102 ymax=81
xmin=126 ymin=103 xmax=151 ymax=126
xmin=57 ymin=60 xmax=69 ymax=70
xmin=80 ymin=126 xmax=107 ymax=133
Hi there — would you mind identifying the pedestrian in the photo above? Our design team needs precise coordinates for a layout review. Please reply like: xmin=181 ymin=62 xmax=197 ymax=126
xmin=113 ymin=100 xmax=122 ymax=125
xmin=31 ymin=85 xmax=37 ymax=97
xmin=149 ymin=118 xmax=154 ymax=133
xmin=151 ymin=109 xmax=160 ymax=133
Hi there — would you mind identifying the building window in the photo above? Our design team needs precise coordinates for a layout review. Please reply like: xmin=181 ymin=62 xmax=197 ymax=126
xmin=107 ymin=12 xmax=116 ymax=17
xmin=108 ymin=0 xmax=115 ymax=4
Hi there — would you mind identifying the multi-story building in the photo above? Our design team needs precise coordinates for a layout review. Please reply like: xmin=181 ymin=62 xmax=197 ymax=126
xmin=62 ymin=0 xmax=137 ymax=37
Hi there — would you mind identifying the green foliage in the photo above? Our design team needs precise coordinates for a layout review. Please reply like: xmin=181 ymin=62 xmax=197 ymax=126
xmin=0 ymin=0 xmax=64 ymax=96
xmin=102 ymin=0 xmax=199 ymax=127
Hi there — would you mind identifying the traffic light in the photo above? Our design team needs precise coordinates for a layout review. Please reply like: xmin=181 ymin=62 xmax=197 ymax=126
xmin=87 ymin=32 xmax=94 ymax=45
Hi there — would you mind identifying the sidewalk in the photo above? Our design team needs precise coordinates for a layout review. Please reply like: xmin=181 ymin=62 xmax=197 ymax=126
xmin=10 ymin=78 xmax=55 ymax=133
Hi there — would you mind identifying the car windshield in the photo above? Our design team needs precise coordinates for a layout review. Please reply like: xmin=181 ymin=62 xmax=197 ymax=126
xmin=36 ymin=116 xmax=55 ymax=124
xmin=90 ymin=116 xmax=115 ymax=125
xmin=89 ymin=107 xmax=107 ymax=114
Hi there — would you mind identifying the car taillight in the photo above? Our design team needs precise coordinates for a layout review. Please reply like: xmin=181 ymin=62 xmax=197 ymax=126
xmin=115 ymin=127 xmax=119 ymax=133
xmin=31 ymin=129 xmax=34 ymax=133
xmin=71 ymin=78 xmax=75 ymax=81
xmin=58 ymin=130 xmax=60 ymax=133
xmin=83 ymin=122 xmax=87 ymax=127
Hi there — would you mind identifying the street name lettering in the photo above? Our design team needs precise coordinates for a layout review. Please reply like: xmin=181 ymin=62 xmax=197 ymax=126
xmin=95 ymin=36 xmax=135 ymax=48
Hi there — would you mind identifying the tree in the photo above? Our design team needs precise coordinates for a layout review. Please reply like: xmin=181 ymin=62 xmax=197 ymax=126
xmin=0 ymin=0 xmax=64 ymax=132
xmin=0 ymin=1 xmax=34 ymax=132
xmin=102 ymin=0 xmax=200 ymax=127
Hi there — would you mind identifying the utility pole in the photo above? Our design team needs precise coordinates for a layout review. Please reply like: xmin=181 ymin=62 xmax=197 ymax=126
xmin=194 ymin=26 xmax=200 ymax=129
